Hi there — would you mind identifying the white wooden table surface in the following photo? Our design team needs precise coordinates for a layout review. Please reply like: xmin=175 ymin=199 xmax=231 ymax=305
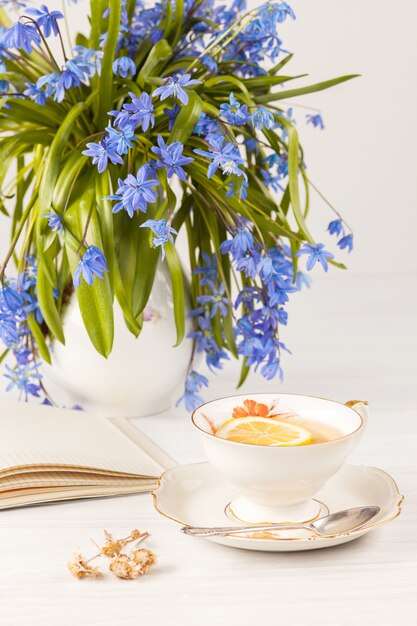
xmin=0 ymin=273 xmax=416 ymax=626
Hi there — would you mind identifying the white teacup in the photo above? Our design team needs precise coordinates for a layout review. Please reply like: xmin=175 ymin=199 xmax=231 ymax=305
xmin=192 ymin=393 xmax=368 ymax=523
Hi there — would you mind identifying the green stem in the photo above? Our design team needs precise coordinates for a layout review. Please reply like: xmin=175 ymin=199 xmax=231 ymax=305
xmin=0 ymin=188 xmax=38 ymax=281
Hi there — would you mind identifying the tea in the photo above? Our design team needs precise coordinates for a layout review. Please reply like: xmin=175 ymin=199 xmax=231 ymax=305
xmin=283 ymin=416 xmax=343 ymax=444
xmin=214 ymin=414 xmax=343 ymax=446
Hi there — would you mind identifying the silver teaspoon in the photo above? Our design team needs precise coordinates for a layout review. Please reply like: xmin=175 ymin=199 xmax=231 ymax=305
xmin=180 ymin=505 xmax=380 ymax=538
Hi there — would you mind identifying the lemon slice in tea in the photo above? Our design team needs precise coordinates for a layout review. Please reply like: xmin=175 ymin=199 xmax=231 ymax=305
xmin=215 ymin=416 xmax=312 ymax=446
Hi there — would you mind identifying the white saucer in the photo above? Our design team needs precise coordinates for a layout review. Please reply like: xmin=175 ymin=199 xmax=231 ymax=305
xmin=152 ymin=462 xmax=403 ymax=552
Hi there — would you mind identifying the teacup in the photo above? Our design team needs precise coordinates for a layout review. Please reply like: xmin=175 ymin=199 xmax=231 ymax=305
xmin=192 ymin=393 xmax=368 ymax=523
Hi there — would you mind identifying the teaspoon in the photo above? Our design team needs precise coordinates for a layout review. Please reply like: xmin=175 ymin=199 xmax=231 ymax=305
xmin=180 ymin=505 xmax=380 ymax=538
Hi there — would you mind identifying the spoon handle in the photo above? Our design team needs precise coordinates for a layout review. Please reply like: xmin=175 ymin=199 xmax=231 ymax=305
xmin=181 ymin=522 xmax=315 ymax=537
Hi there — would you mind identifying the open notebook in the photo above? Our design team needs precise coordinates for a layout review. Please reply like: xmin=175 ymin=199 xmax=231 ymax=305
xmin=0 ymin=397 xmax=176 ymax=510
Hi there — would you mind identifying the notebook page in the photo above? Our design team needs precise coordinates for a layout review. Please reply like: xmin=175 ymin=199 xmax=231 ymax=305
xmin=0 ymin=397 xmax=168 ymax=477
xmin=0 ymin=470 xmax=156 ymax=490
xmin=0 ymin=484 xmax=155 ymax=509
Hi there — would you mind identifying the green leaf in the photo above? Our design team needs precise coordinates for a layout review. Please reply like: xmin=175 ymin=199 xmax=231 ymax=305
xmin=90 ymin=0 xmax=107 ymax=48
xmin=169 ymin=91 xmax=203 ymax=144
xmin=96 ymin=172 xmax=141 ymax=336
xmin=0 ymin=348 xmax=9 ymax=365
xmin=204 ymin=75 xmax=251 ymax=103
xmin=114 ymin=209 xmax=160 ymax=317
xmin=172 ymin=193 xmax=193 ymax=232
xmin=256 ymin=74 xmax=360 ymax=104
xmin=270 ymin=53 xmax=294 ymax=74
xmin=52 ymin=152 xmax=88 ymax=213
xmin=7 ymin=99 xmax=62 ymax=127
xmin=223 ymin=309 xmax=237 ymax=358
xmin=244 ymin=74 xmax=307 ymax=91
xmin=160 ymin=0 xmax=173 ymax=39
xmin=137 ymin=39 xmax=172 ymax=86
xmin=38 ymin=99 xmax=95 ymax=213
xmin=27 ymin=313 xmax=52 ymax=365
xmin=164 ymin=242 xmax=185 ymax=346
xmin=97 ymin=0 xmax=122 ymax=127
xmin=64 ymin=180 xmax=114 ymax=358
xmin=169 ymin=0 xmax=184 ymax=47
xmin=237 ymin=359 xmax=250 ymax=388
xmin=37 ymin=261 xmax=65 ymax=344
xmin=287 ymin=125 xmax=313 ymax=241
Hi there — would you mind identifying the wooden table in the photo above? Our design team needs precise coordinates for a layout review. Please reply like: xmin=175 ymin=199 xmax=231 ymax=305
xmin=0 ymin=274 xmax=416 ymax=626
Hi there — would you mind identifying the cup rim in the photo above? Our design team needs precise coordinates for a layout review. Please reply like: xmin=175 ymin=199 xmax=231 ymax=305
xmin=191 ymin=392 xmax=364 ymax=448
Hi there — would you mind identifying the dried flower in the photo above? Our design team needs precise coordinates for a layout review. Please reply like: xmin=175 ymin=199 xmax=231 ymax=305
xmin=132 ymin=548 xmax=157 ymax=575
xmin=109 ymin=555 xmax=141 ymax=580
xmin=69 ymin=529 xmax=155 ymax=581
xmin=101 ymin=539 xmax=124 ymax=558
xmin=67 ymin=553 xmax=102 ymax=579
xmin=109 ymin=548 xmax=157 ymax=580
xmin=99 ymin=529 xmax=147 ymax=557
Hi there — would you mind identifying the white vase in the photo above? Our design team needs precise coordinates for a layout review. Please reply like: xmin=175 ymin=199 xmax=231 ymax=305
xmin=43 ymin=265 xmax=193 ymax=417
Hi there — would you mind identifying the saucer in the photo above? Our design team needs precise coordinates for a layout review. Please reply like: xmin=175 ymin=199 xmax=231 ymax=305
xmin=152 ymin=462 xmax=403 ymax=552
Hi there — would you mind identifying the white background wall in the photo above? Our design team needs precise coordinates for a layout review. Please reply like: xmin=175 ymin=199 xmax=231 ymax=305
xmin=1 ymin=0 xmax=416 ymax=277
xmin=247 ymin=0 xmax=417 ymax=275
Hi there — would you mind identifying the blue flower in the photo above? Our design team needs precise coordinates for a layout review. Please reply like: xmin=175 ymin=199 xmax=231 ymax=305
xmin=252 ymin=107 xmax=275 ymax=130
xmin=261 ymin=168 xmax=285 ymax=193
xmin=188 ymin=314 xmax=229 ymax=371
xmin=176 ymin=370 xmax=208 ymax=412
xmin=327 ymin=218 xmax=344 ymax=237
xmin=296 ymin=242 xmax=334 ymax=272
xmin=197 ymin=281 xmax=229 ymax=318
xmin=194 ymin=136 xmax=246 ymax=178
xmin=3 ymin=21 xmax=41 ymax=54
xmin=36 ymin=71 xmax=59 ymax=99
xmin=259 ymin=2 xmax=296 ymax=32
xmin=150 ymin=28 xmax=163 ymax=44
xmin=105 ymin=121 xmax=135 ymax=155
xmin=201 ymin=55 xmax=217 ymax=73
xmin=0 ymin=311 xmax=18 ymax=347
xmin=152 ymin=73 xmax=202 ymax=106
xmin=338 ymin=233 xmax=354 ymax=252
xmin=4 ymin=363 xmax=42 ymax=399
xmin=44 ymin=211 xmax=63 ymax=234
xmin=72 ymin=46 xmax=103 ymax=77
xmin=107 ymin=165 xmax=160 ymax=217
xmin=220 ymin=227 xmax=254 ymax=258
xmin=0 ymin=284 xmax=25 ymax=314
xmin=112 ymin=55 xmax=136 ymax=78
xmin=151 ymin=135 xmax=194 ymax=180
xmin=245 ymin=137 xmax=259 ymax=153
xmin=306 ymin=113 xmax=325 ymax=129
xmin=0 ymin=78 xmax=10 ymax=94
xmin=0 ymin=1 xmax=27 ymax=8
xmin=140 ymin=219 xmax=177 ymax=259
xmin=23 ymin=81 xmax=46 ymax=105
xmin=220 ymin=92 xmax=250 ymax=126
xmin=163 ymin=103 xmax=180 ymax=131
xmin=26 ymin=5 xmax=64 ymax=38
xmin=54 ymin=58 xmax=90 ymax=103
xmin=261 ymin=355 xmax=283 ymax=381
xmin=82 ymin=136 xmax=124 ymax=173
xmin=193 ymin=253 xmax=218 ymax=286
xmin=73 ymin=246 xmax=109 ymax=288
xmin=121 ymin=91 xmax=154 ymax=131
xmin=193 ymin=112 xmax=220 ymax=138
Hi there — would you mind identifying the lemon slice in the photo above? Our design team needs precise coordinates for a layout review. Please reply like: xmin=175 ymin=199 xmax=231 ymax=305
xmin=215 ymin=416 xmax=312 ymax=446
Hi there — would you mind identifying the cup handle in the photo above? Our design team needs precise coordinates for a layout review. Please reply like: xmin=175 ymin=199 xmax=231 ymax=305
xmin=345 ymin=400 xmax=369 ymax=424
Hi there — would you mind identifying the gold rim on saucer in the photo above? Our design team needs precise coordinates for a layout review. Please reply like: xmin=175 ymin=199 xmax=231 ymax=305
xmin=151 ymin=462 xmax=404 ymax=542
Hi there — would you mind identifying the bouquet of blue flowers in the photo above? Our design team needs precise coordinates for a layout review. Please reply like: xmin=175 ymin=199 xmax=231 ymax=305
xmin=0 ymin=0 xmax=356 ymax=408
